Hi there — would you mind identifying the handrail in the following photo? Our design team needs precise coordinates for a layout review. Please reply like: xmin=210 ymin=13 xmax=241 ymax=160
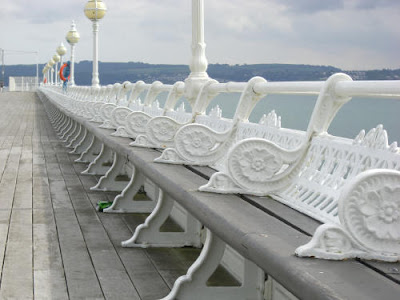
xmin=335 ymin=80 xmax=400 ymax=98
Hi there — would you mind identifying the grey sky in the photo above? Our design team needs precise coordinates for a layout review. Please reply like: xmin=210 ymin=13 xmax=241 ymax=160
xmin=0 ymin=0 xmax=399 ymax=70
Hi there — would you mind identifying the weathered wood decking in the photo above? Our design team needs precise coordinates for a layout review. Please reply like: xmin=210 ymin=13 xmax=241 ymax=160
xmin=0 ymin=92 xmax=207 ymax=300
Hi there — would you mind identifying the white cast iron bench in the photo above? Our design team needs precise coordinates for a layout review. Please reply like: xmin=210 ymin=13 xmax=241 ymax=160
xmin=152 ymin=73 xmax=400 ymax=262
xmin=38 ymin=77 xmax=400 ymax=299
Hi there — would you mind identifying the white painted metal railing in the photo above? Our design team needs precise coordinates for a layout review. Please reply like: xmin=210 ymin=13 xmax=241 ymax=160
xmin=40 ymin=73 xmax=400 ymax=265
xmin=9 ymin=76 xmax=38 ymax=91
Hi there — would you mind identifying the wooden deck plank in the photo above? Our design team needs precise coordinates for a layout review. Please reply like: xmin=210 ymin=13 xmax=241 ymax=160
xmin=0 ymin=209 xmax=33 ymax=299
xmin=33 ymin=208 xmax=69 ymax=300
xmin=0 ymin=146 xmax=22 ymax=210
xmin=85 ymin=192 xmax=173 ymax=300
xmin=0 ymin=94 xmax=24 ymax=288
xmin=41 ymin=109 xmax=143 ymax=299
xmin=0 ymin=94 xmax=34 ymax=299
xmin=13 ymin=141 xmax=33 ymax=210
xmin=0 ymin=210 xmax=10 ymax=283
xmin=0 ymin=145 xmax=22 ymax=287
xmin=34 ymin=96 xmax=105 ymax=298
xmin=42 ymin=132 xmax=105 ymax=300
xmin=32 ymin=102 xmax=70 ymax=300
xmin=55 ymin=147 xmax=143 ymax=299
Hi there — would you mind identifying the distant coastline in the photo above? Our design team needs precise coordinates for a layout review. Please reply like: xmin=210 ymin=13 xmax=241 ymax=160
xmin=2 ymin=61 xmax=399 ymax=86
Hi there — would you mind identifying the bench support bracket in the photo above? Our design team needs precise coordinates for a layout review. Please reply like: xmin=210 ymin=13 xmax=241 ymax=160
xmin=91 ymin=152 xmax=129 ymax=191
xmin=82 ymin=143 xmax=113 ymax=175
xmin=76 ymin=135 xmax=102 ymax=164
xmin=103 ymin=165 xmax=155 ymax=213
xmin=71 ymin=129 xmax=92 ymax=155
xmin=122 ymin=190 xmax=202 ymax=247
xmin=161 ymin=228 xmax=265 ymax=300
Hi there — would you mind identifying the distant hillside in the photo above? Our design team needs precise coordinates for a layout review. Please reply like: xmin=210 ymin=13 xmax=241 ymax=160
xmin=2 ymin=61 xmax=399 ymax=86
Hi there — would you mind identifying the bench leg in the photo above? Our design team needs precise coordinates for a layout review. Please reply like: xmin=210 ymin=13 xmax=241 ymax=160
xmin=54 ymin=114 xmax=67 ymax=132
xmin=59 ymin=118 xmax=73 ymax=139
xmin=58 ymin=116 xmax=71 ymax=136
xmin=75 ymin=135 xmax=102 ymax=164
xmin=47 ymin=105 xmax=60 ymax=123
xmin=67 ymin=124 xmax=85 ymax=149
xmin=63 ymin=121 xmax=78 ymax=144
xmin=122 ymin=190 xmax=202 ymax=247
xmin=160 ymin=228 xmax=264 ymax=300
xmin=53 ymin=112 xmax=66 ymax=130
xmin=70 ymin=129 xmax=92 ymax=155
xmin=82 ymin=144 xmax=113 ymax=175
xmin=91 ymin=152 xmax=130 ymax=191
xmin=103 ymin=166 xmax=156 ymax=213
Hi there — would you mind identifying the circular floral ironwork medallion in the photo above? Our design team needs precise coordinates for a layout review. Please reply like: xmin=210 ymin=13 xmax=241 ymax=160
xmin=339 ymin=170 xmax=400 ymax=254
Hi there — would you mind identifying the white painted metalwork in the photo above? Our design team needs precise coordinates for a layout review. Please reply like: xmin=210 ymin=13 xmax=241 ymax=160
xmin=37 ymin=0 xmax=400 ymax=275
xmin=8 ymin=76 xmax=38 ymax=91
xmin=40 ymin=68 xmax=400 ymax=263
xmin=160 ymin=228 xmax=265 ymax=300
xmin=122 ymin=190 xmax=202 ymax=248
xmin=36 ymin=0 xmax=400 ymax=299
xmin=66 ymin=20 xmax=80 ymax=86
xmin=84 ymin=0 xmax=107 ymax=88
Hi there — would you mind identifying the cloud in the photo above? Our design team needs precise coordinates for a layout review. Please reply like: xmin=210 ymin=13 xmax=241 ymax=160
xmin=352 ymin=0 xmax=400 ymax=10
xmin=282 ymin=0 xmax=344 ymax=14
xmin=0 ymin=0 xmax=84 ymax=24
xmin=0 ymin=0 xmax=399 ymax=69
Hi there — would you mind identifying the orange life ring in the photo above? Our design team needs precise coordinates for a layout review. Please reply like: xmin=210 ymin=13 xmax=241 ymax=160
xmin=59 ymin=63 xmax=71 ymax=82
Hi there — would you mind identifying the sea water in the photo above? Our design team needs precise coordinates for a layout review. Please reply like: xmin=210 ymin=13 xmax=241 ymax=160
xmin=155 ymin=92 xmax=400 ymax=144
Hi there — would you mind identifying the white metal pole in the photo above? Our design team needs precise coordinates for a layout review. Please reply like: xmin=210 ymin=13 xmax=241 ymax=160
xmin=35 ymin=52 xmax=38 ymax=88
xmin=92 ymin=20 xmax=100 ymax=88
xmin=189 ymin=0 xmax=208 ymax=77
xmin=59 ymin=56 xmax=63 ymax=86
xmin=54 ymin=62 xmax=58 ymax=85
xmin=184 ymin=0 xmax=210 ymax=104
xmin=70 ymin=44 xmax=76 ymax=86
xmin=1 ymin=49 xmax=4 ymax=91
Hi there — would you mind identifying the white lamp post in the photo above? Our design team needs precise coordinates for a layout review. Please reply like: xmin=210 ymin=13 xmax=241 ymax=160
xmin=48 ymin=59 xmax=55 ymax=85
xmin=66 ymin=21 xmax=80 ymax=86
xmin=45 ymin=64 xmax=50 ymax=85
xmin=52 ymin=54 xmax=60 ymax=85
xmin=184 ymin=0 xmax=210 ymax=105
xmin=42 ymin=68 xmax=47 ymax=85
xmin=56 ymin=42 xmax=67 ymax=84
xmin=84 ymin=0 xmax=107 ymax=88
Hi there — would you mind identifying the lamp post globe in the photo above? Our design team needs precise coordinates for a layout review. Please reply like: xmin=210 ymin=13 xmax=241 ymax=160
xmin=52 ymin=54 xmax=60 ymax=63
xmin=56 ymin=42 xmax=67 ymax=66
xmin=66 ymin=21 xmax=80 ymax=86
xmin=84 ymin=0 xmax=107 ymax=20
xmin=84 ymin=0 xmax=107 ymax=88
